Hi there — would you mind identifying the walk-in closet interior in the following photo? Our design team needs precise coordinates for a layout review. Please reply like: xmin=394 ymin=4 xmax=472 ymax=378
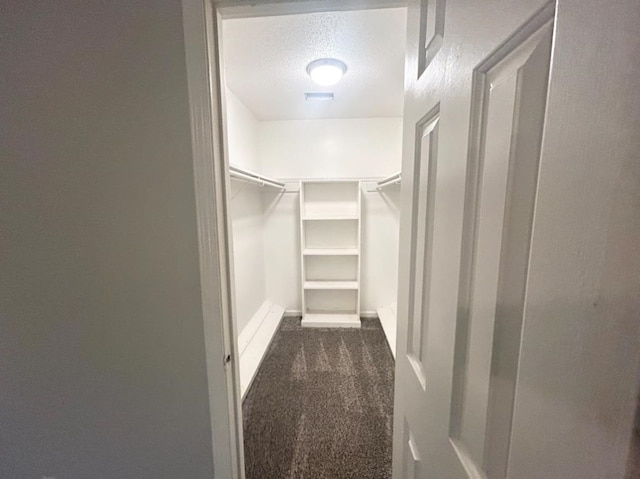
xmin=221 ymin=7 xmax=407 ymax=402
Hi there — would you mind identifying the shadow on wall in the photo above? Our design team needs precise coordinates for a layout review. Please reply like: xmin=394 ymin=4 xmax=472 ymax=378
xmin=626 ymin=394 xmax=640 ymax=478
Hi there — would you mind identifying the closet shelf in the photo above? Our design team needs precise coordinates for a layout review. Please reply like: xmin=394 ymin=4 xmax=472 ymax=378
xmin=302 ymin=215 xmax=359 ymax=221
xmin=303 ymin=248 xmax=359 ymax=256
xmin=301 ymin=313 xmax=361 ymax=328
xmin=304 ymin=280 xmax=359 ymax=290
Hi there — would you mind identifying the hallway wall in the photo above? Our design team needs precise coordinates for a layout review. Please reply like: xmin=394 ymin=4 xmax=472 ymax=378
xmin=0 ymin=2 xmax=215 ymax=478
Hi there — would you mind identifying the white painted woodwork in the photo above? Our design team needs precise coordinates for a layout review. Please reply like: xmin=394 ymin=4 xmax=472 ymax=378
xmin=305 ymin=287 xmax=357 ymax=308
xmin=237 ymin=301 xmax=285 ymax=399
xmin=304 ymin=280 xmax=359 ymax=290
xmin=303 ymin=248 xmax=359 ymax=256
xmin=306 ymin=255 xmax=358 ymax=281
xmin=300 ymin=313 xmax=361 ymax=328
xmin=193 ymin=3 xmax=246 ymax=476
xmin=258 ymin=118 xmax=402 ymax=313
xmin=302 ymin=215 xmax=360 ymax=221
xmin=231 ymin=115 xmax=402 ymax=314
xmin=377 ymin=303 xmax=398 ymax=358
xmin=300 ymin=181 xmax=362 ymax=327
xmin=237 ymin=301 xmax=273 ymax=356
xmin=393 ymin=1 xmax=640 ymax=479
xmin=302 ymin=182 xmax=360 ymax=218
xmin=303 ymin=219 xmax=359 ymax=249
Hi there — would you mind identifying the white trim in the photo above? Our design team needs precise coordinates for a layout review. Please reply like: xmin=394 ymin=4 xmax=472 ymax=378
xmin=181 ymin=1 xmax=243 ymax=477
xmin=303 ymin=248 xmax=359 ymax=256
xmin=301 ymin=313 xmax=361 ymax=328
xmin=284 ymin=309 xmax=377 ymax=318
xmin=300 ymin=180 xmax=362 ymax=328
xmin=376 ymin=304 xmax=397 ymax=358
xmin=238 ymin=301 xmax=285 ymax=399
xmin=304 ymin=280 xmax=359 ymax=290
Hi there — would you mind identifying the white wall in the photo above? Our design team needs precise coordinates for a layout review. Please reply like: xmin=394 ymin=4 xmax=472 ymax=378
xmin=361 ymin=187 xmax=401 ymax=311
xmin=258 ymin=118 xmax=403 ymax=313
xmin=263 ymin=189 xmax=302 ymax=311
xmin=225 ymin=88 xmax=267 ymax=334
xmin=259 ymin=118 xmax=403 ymax=178
xmin=225 ymin=88 xmax=260 ymax=171
xmin=0 ymin=3 xmax=215 ymax=477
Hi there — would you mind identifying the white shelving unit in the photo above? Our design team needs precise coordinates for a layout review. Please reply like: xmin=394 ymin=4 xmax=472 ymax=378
xmin=299 ymin=181 xmax=361 ymax=328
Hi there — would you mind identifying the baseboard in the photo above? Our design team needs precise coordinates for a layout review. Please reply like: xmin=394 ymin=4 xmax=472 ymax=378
xmin=285 ymin=309 xmax=378 ymax=318
xmin=239 ymin=300 xmax=285 ymax=400
xmin=377 ymin=304 xmax=397 ymax=359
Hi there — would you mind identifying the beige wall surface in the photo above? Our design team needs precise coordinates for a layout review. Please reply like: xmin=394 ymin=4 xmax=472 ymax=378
xmin=0 ymin=2 xmax=215 ymax=478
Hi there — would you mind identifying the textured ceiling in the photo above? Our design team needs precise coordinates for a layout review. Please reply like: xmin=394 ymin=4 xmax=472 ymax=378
xmin=222 ymin=8 xmax=407 ymax=121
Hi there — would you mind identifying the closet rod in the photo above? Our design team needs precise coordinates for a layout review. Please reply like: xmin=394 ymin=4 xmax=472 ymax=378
xmin=377 ymin=172 xmax=401 ymax=188
xmin=229 ymin=165 xmax=285 ymax=190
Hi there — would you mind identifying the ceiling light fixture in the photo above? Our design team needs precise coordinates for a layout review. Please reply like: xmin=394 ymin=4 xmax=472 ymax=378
xmin=306 ymin=58 xmax=347 ymax=86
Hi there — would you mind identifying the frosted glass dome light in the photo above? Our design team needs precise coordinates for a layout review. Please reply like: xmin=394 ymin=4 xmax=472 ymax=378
xmin=306 ymin=58 xmax=347 ymax=86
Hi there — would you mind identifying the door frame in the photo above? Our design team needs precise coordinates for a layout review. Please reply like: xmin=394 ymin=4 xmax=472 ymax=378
xmin=182 ymin=1 xmax=408 ymax=477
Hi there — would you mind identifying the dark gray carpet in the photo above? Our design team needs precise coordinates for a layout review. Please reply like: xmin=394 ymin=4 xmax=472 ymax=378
xmin=242 ymin=317 xmax=395 ymax=479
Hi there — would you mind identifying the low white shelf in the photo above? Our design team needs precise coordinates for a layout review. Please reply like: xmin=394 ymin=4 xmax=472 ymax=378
xmin=301 ymin=313 xmax=361 ymax=328
xmin=303 ymin=248 xmax=359 ymax=256
xmin=304 ymin=280 xmax=359 ymax=290
xmin=302 ymin=215 xmax=359 ymax=221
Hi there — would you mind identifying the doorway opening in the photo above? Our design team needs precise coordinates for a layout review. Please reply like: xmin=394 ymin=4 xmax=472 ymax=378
xmin=217 ymin=4 xmax=406 ymax=477
xmin=192 ymin=0 xmax=640 ymax=477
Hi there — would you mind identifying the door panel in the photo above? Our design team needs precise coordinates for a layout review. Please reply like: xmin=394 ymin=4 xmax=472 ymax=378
xmin=406 ymin=109 xmax=440 ymax=391
xmin=451 ymin=21 xmax=553 ymax=479
xmin=394 ymin=0 xmax=640 ymax=477
xmin=417 ymin=0 xmax=445 ymax=77
xmin=393 ymin=2 xmax=554 ymax=478
xmin=403 ymin=419 xmax=423 ymax=478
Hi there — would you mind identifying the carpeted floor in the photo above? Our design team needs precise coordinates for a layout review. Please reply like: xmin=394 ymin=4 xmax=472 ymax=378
xmin=242 ymin=317 xmax=395 ymax=479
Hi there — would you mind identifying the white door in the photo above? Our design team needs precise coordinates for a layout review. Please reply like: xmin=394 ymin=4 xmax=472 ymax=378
xmin=393 ymin=0 xmax=640 ymax=478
